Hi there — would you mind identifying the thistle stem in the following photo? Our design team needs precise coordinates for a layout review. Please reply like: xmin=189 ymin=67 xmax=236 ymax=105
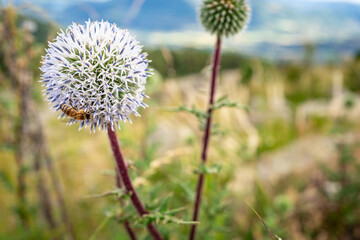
xmin=115 ymin=170 xmax=137 ymax=240
xmin=189 ymin=36 xmax=222 ymax=240
xmin=107 ymin=125 xmax=163 ymax=240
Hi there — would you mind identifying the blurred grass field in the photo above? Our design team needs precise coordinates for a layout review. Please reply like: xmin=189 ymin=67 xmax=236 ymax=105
xmin=1 ymin=5 xmax=360 ymax=240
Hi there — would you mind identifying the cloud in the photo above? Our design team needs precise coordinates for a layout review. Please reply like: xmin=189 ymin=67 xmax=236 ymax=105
xmin=300 ymin=0 xmax=360 ymax=4
xmin=9 ymin=0 xmax=111 ymax=7
xmin=182 ymin=0 xmax=201 ymax=7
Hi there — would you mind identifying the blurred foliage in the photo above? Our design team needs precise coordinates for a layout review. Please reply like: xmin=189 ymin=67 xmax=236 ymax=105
xmin=257 ymin=118 xmax=296 ymax=153
xmin=317 ymin=142 xmax=360 ymax=239
xmin=344 ymin=59 xmax=360 ymax=93
xmin=235 ymin=139 xmax=360 ymax=240
xmin=147 ymin=48 xmax=249 ymax=78
xmin=1 ymin=5 xmax=360 ymax=240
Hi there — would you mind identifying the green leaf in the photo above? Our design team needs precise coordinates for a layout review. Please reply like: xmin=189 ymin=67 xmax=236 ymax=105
xmin=158 ymin=195 xmax=171 ymax=212
xmin=193 ymin=163 xmax=222 ymax=175
xmin=167 ymin=104 xmax=208 ymax=130
xmin=88 ymin=208 xmax=116 ymax=240
xmin=0 ymin=170 xmax=13 ymax=192
xmin=164 ymin=207 xmax=187 ymax=216
xmin=172 ymin=178 xmax=195 ymax=201
xmin=84 ymin=188 xmax=128 ymax=199
xmin=211 ymin=96 xmax=249 ymax=111
xmin=138 ymin=212 xmax=199 ymax=225
xmin=167 ymin=105 xmax=208 ymax=121
xmin=211 ymin=122 xmax=225 ymax=136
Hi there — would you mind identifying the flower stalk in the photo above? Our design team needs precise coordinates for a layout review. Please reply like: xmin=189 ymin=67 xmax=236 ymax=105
xmin=115 ymin=170 xmax=137 ymax=240
xmin=189 ymin=35 xmax=222 ymax=240
xmin=41 ymin=20 xmax=157 ymax=238
xmin=107 ymin=125 xmax=163 ymax=240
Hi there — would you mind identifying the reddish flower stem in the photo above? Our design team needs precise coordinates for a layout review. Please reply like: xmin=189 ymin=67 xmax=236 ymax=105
xmin=189 ymin=36 xmax=222 ymax=240
xmin=115 ymin=171 xmax=137 ymax=240
xmin=107 ymin=125 xmax=163 ymax=240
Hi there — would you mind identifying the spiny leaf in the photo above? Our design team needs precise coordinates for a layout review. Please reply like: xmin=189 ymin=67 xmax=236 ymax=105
xmin=171 ymin=105 xmax=208 ymax=120
xmin=211 ymin=122 xmax=226 ymax=136
xmin=211 ymin=96 xmax=249 ymax=111
xmin=194 ymin=163 xmax=222 ymax=175
xmin=84 ymin=188 xmax=128 ymax=199
xmin=169 ymin=104 xmax=208 ymax=130
xmin=146 ymin=194 xmax=180 ymax=215
xmin=139 ymin=212 xmax=199 ymax=225
xmin=164 ymin=207 xmax=188 ymax=216
xmin=158 ymin=195 xmax=172 ymax=212
xmin=170 ymin=96 xmax=248 ymax=131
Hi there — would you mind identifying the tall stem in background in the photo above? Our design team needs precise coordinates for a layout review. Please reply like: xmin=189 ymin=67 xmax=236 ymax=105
xmin=107 ymin=125 xmax=164 ymax=240
xmin=189 ymin=36 xmax=222 ymax=240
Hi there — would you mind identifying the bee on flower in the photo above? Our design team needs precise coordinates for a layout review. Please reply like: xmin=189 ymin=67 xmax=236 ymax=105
xmin=41 ymin=20 xmax=151 ymax=132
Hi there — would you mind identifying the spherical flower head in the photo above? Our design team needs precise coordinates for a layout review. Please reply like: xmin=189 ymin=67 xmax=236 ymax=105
xmin=41 ymin=20 xmax=151 ymax=132
xmin=200 ymin=0 xmax=250 ymax=37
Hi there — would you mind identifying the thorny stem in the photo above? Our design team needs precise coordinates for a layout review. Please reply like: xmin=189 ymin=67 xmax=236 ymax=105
xmin=115 ymin=170 xmax=137 ymax=240
xmin=107 ymin=125 xmax=163 ymax=240
xmin=189 ymin=36 xmax=222 ymax=240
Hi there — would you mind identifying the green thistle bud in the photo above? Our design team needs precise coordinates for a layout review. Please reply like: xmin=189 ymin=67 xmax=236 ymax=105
xmin=200 ymin=0 xmax=250 ymax=37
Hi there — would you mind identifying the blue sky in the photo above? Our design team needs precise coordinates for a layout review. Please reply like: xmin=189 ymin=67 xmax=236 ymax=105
xmin=3 ymin=0 xmax=360 ymax=61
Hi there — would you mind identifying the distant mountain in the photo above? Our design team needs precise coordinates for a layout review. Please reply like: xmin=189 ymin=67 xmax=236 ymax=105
xmin=127 ymin=0 xmax=197 ymax=31
xmin=19 ymin=0 xmax=360 ymax=33
xmin=17 ymin=0 xmax=197 ymax=31
xmin=10 ymin=0 xmax=360 ymax=61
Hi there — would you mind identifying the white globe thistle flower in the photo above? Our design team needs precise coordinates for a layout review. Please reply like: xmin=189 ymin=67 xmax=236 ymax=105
xmin=41 ymin=20 xmax=151 ymax=132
